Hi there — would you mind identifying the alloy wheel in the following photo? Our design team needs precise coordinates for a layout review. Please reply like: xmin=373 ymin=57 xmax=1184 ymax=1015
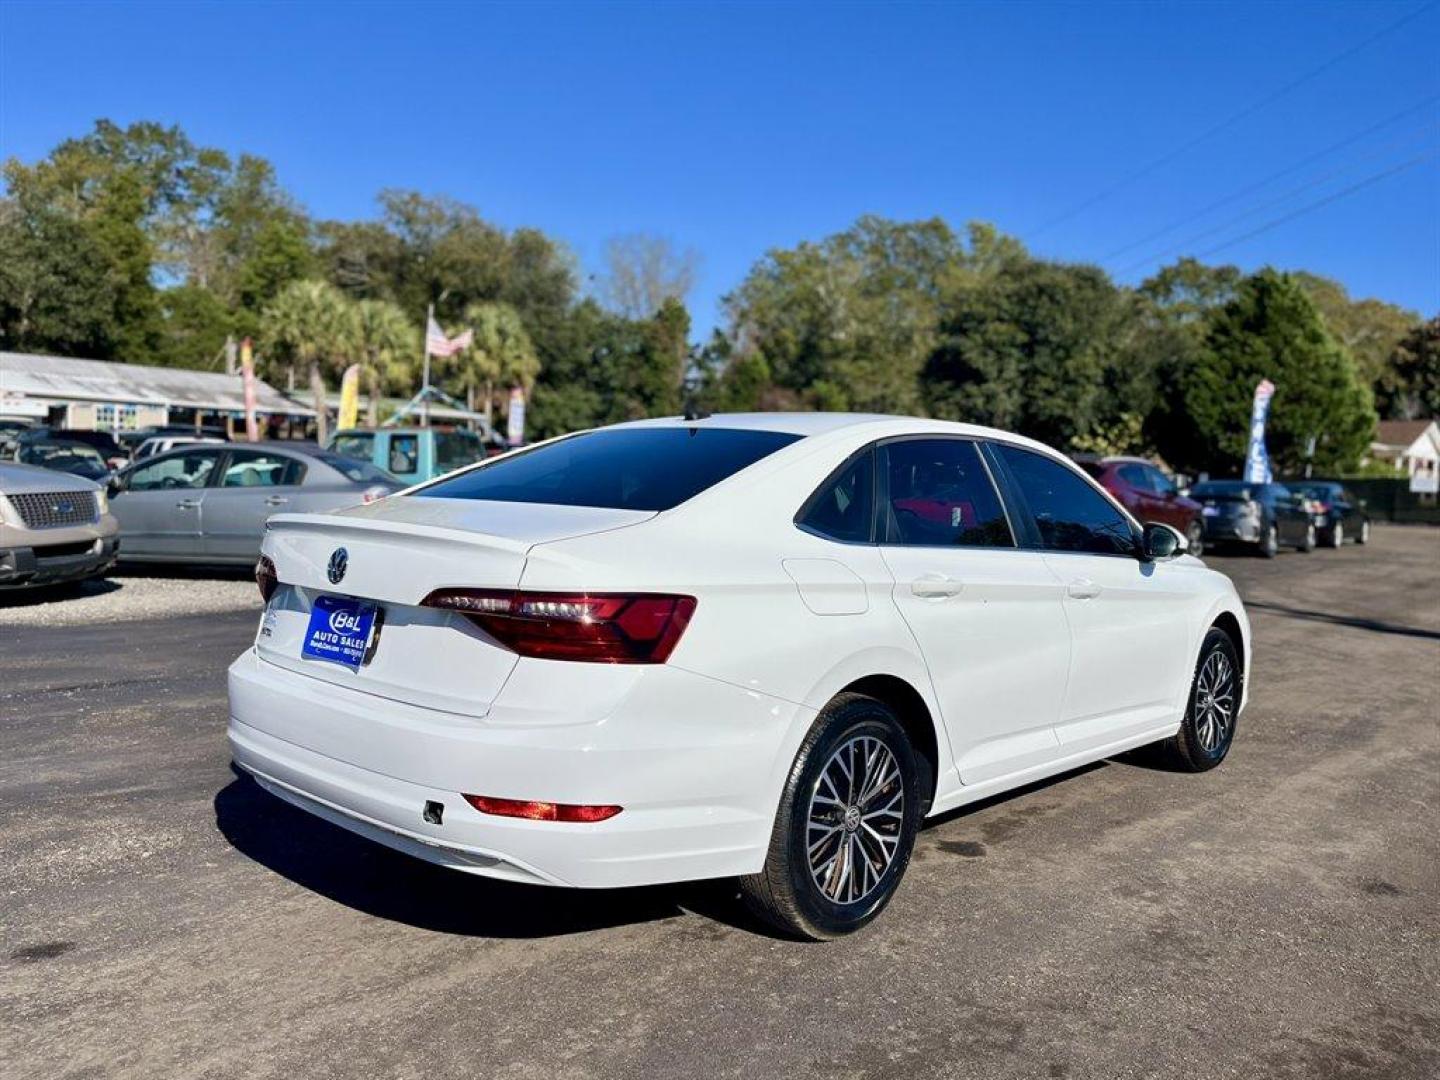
xmin=806 ymin=735 xmax=904 ymax=905
xmin=1193 ymin=648 xmax=1236 ymax=753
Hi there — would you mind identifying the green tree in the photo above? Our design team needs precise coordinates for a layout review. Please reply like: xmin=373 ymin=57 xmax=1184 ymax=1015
xmin=1293 ymin=272 xmax=1420 ymax=400
xmin=1168 ymin=269 xmax=1376 ymax=474
xmin=3 ymin=119 xmax=311 ymax=365
xmin=525 ymin=300 xmax=690 ymax=439
xmin=725 ymin=215 xmax=974 ymax=412
xmin=155 ymin=284 xmax=234 ymax=369
xmin=0 ymin=193 xmax=117 ymax=355
xmin=259 ymin=280 xmax=357 ymax=442
xmin=923 ymin=259 xmax=1128 ymax=448
xmin=352 ymin=299 xmax=418 ymax=426
xmin=455 ymin=301 xmax=540 ymax=424
xmin=1379 ymin=316 xmax=1440 ymax=420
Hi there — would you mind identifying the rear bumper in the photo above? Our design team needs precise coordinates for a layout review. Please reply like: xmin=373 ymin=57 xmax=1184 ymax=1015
xmin=1201 ymin=517 xmax=1260 ymax=544
xmin=227 ymin=649 xmax=811 ymax=888
xmin=0 ymin=536 xmax=119 ymax=588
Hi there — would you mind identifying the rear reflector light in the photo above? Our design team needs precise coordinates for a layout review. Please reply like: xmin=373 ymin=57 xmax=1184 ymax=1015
xmin=421 ymin=589 xmax=696 ymax=663
xmin=462 ymin=794 xmax=622 ymax=823
xmin=255 ymin=555 xmax=278 ymax=603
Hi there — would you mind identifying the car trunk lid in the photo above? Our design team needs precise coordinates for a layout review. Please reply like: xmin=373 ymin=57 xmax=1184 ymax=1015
xmin=253 ymin=497 xmax=654 ymax=718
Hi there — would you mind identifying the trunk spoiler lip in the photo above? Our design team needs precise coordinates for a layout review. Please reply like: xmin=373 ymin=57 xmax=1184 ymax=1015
xmin=265 ymin=512 xmax=534 ymax=554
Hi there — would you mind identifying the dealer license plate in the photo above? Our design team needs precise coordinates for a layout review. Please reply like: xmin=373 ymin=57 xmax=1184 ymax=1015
xmin=301 ymin=594 xmax=379 ymax=672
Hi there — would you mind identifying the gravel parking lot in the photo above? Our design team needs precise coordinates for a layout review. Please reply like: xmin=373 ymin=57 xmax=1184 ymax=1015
xmin=0 ymin=569 xmax=259 ymax=627
xmin=1 ymin=528 xmax=1436 ymax=1079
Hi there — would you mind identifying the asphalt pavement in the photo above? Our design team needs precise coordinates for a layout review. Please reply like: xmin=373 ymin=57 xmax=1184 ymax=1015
xmin=2 ymin=528 xmax=1437 ymax=1079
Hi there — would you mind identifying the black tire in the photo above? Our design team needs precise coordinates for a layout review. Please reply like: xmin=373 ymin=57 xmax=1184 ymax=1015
xmin=1259 ymin=524 xmax=1279 ymax=558
xmin=740 ymin=693 xmax=922 ymax=940
xmin=1185 ymin=520 xmax=1205 ymax=558
xmin=1357 ymin=519 xmax=1370 ymax=545
xmin=1154 ymin=627 xmax=1241 ymax=772
xmin=1328 ymin=522 xmax=1344 ymax=548
xmin=1297 ymin=522 xmax=1316 ymax=553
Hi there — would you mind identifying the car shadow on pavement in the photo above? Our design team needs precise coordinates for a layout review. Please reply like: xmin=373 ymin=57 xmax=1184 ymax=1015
xmin=0 ymin=576 xmax=122 ymax=609
xmin=115 ymin=563 xmax=254 ymax=582
xmin=214 ymin=769 xmax=762 ymax=939
xmin=921 ymin=761 xmax=1109 ymax=833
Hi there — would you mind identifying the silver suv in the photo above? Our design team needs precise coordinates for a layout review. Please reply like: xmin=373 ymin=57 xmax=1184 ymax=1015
xmin=0 ymin=462 xmax=120 ymax=588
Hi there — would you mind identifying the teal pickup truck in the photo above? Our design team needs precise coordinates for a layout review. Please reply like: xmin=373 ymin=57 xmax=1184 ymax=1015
xmin=326 ymin=427 xmax=490 ymax=485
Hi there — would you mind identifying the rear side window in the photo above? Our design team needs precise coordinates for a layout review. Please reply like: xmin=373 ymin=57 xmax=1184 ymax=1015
xmin=127 ymin=450 xmax=222 ymax=491
xmin=1117 ymin=464 xmax=1152 ymax=491
xmin=883 ymin=439 xmax=1013 ymax=547
xmin=312 ymin=451 xmax=394 ymax=484
xmin=798 ymin=450 xmax=874 ymax=543
xmin=436 ymin=431 xmax=484 ymax=472
xmin=389 ymin=434 xmax=420 ymax=475
xmin=221 ymin=450 xmax=305 ymax=488
xmin=993 ymin=444 xmax=1136 ymax=556
xmin=420 ymin=427 xmax=802 ymax=512
xmin=330 ymin=433 xmax=375 ymax=462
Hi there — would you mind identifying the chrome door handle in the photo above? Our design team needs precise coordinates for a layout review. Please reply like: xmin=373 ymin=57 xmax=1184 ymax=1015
xmin=264 ymin=495 xmax=289 ymax=506
xmin=175 ymin=498 xmax=202 ymax=510
xmin=911 ymin=573 xmax=964 ymax=599
xmin=1067 ymin=577 xmax=1102 ymax=600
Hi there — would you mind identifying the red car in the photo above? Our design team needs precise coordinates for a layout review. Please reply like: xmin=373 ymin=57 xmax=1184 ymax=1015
xmin=1075 ymin=455 xmax=1206 ymax=556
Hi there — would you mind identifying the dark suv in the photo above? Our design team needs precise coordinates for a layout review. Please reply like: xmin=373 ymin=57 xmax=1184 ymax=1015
xmin=1075 ymin=456 xmax=1205 ymax=555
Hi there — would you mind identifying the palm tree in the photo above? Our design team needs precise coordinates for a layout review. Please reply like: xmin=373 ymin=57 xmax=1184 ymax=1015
xmin=353 ymin=299 xmax=418 ymax=426
xmin=455 ymin=301 xmax=541 ymax=426
xmin=258 ymin=280 xmax=355 ymax=443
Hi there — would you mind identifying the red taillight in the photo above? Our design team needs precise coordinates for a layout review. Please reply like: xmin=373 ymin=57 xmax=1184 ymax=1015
xmin=255 ymin=555 xmax=278 ymax=603
xmin=462 ymin=794 xmax=622 ymax=823
xmin=421 ymin=589 xmax=696 ymax=664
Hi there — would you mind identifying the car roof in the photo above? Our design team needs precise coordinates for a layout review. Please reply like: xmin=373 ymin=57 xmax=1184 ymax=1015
xmin=607 ymin=412 xmax=1068 ymax=454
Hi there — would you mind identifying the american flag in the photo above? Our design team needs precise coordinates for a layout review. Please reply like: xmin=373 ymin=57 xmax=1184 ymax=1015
xmin=426 ymin=314 xmax=473 ymax=358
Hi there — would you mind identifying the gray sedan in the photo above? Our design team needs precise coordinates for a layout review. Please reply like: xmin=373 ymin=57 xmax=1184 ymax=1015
xmin=110 ymin=442 xmax=400 ymax=564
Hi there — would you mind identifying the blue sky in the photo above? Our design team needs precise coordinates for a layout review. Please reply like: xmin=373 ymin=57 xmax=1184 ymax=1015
xmin=2 ymin=0 xmax=1437 ymax=334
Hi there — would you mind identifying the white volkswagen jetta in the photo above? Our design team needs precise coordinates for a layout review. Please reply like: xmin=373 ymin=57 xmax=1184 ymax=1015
xmin=228 ymin=413 xmax=1249 ymax=938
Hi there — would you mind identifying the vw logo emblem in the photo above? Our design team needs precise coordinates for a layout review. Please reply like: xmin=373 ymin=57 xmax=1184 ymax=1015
xmin=327 ymin=547 xmax=348 ymax=585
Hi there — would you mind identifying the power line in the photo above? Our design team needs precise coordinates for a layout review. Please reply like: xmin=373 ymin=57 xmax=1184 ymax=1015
xmin=1100 ymin=93 xmax=1440 ymax=263
xmin=1113 ymin=125 xmax=1440 ymax=275
xmin=1025 ymin=0 xmax=1439 ymax=240
xmin=1188 ymin=149 xmax=1439 ymax=262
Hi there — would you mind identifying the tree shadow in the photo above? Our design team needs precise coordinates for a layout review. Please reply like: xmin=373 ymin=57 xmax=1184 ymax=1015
xmin=1245 ymin=599 xmax=1440 ymax=641
xmin=214 ymin=768 xmax=763 ymax=939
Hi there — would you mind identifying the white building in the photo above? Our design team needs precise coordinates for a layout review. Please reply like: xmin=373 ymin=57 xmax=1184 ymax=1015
xmin=0 ymin=351 xmax=312 ymax=433
xmin=1371 ymin=419 xmax=1440 ymax=494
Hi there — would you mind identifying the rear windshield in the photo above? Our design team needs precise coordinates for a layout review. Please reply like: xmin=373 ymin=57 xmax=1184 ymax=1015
xmin=1191 ymin=481 xmax=1254 ymax=500
xmin=436 ymin=430 xmax=485 ymax=472
xmin=313 ymin=451 xmax=395 ymax=484
xmin=419 ymin=426 xmax=802 ymax=511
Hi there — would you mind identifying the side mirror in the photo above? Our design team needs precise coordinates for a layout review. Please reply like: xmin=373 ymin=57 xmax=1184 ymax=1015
xmin=1141 ymin=521 xmax=1185 ymax=561
xmin=107 ymin=473 xmax=125 ymax=496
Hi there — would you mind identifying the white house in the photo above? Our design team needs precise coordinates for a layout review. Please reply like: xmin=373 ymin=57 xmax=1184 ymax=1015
xmin=1371 ymin=419 xmax=1440 ymax=494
